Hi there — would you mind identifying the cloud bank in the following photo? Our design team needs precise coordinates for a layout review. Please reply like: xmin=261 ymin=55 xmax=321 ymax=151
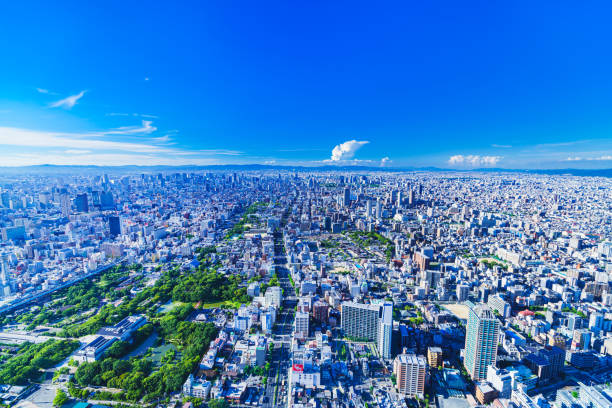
xmin=448 ymin=155 xmax=501 ymax=167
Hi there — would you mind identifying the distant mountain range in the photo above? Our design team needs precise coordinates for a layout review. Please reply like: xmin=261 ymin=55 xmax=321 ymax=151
xmin=0 ymin=164 xmax=611 ymax=178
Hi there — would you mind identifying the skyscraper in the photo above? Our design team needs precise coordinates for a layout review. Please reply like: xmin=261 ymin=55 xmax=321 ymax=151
xmin=59 ymin=193 xmax=71 ymax=217
xmin=75 ymin=193 xmax=89 ymax=213
xmin=343 ymin=187 xmax=351 ymax=207
xmin=108 ymin=216 xmax=122 ymax=237
xmin=100 ymin=191 xmax=115 ymax=210
xmin=464 ymin=304 xmax=500 ymax=380
xmin=378 ymin=301 xmax=393 ymax=359
xmin=0 ymin=254 xmax=12 ymax=298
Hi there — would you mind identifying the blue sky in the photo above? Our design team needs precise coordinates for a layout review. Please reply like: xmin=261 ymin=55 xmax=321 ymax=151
xmin=1 ymin=1 xmax=612 ymax=168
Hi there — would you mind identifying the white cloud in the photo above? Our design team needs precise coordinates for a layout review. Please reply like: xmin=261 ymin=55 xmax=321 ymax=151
xmin=0 ymin=126 xmax=166 ymax=153
xmin=492 ymin=144 xmax=512 ymax=148
xmin=264 ymin=160 xmax=277 ymax=165
xmin=381 ymin=157 xmax=391 ymax=166
xmin=49 ymin=90 xmax=86 ymax=109
xmin=64 ymin=149 xmax=91 ymax=154
xmin=565 ymin=155 xmax=612 ymax=161
xmin=36 ymin=88 xmax=50 ymax=94
xmin=449 ymin=155 xmax=501 ymax=167
xmin=197 ymin=149 xmax=243 ymax=156
xmin=0 ymin=152 xmax=223 ymax=167
xmin=107 ymin=112 xmax=159 ymax=119
xmin=330 ymin=140 xmax=369 ymax=161
xmin=104 ymin=120 xmax=157 ymax=135
xmin=153 ymin=135 xmax=172 ymax=143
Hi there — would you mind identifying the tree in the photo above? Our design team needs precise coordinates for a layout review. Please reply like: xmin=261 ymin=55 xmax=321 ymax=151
xmin=208 ymin=398 xmax=229 ymax=408
xmin=53 ymin=389 xmax=68 ymax=407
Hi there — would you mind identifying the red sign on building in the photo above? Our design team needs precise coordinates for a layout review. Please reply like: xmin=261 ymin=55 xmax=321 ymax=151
xmin=292 ymin=364 xmax=304 ymax=372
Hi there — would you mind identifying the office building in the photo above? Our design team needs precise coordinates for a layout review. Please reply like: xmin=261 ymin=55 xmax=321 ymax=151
xmin=312 ymin=301 xmax=329 ymax=324
xmin=486 ymin=366 xmax=512 ymax=399
xmin=108 ymin=216 xmax=121 ymax=237
xmin=265 ymin=286 xmax=282 ymax=308
xmin=523 ymin=346 xmax=565 ymax=382
xmin=343 ymin=187 xmax=351 ymax=207
xmin=1 ymin=226 xmax=26 ymax=243
xmin=456 ymin=284 xmax=469 ymax=301
xmin=59 ymin=193 xmax=71 ymax=216
xmin=572 ymin=329 xmax=591 ymax=351
xmin=294 ymin=311 xmax=309 ymax=339
xmin=464 ymin=304 xmax=500 ymax=381
xmin=100 ymin=191 xmax=115 ymax=209
xmin=74 ymin=336 xmax=117 ymax=363
xmin=97 ymin=315 xmax=147 ymax=342
xmin=75 ymin=193 xmax=89 ymax=212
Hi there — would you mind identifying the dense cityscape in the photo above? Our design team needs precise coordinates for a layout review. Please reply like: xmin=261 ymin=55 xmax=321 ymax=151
xmin=0 ymin=170 xmax=611 ymax=408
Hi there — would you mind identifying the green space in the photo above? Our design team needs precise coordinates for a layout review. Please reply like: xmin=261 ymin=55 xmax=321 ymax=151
xmin=157 ymin=301 xmax=184 ymax=314
xmin=319 ymin=239 xmax=339 ymax=249
xmin=40 ymin=245 xmax=250 ymax=403
xmin=200 ymin=300 xmax=242 ymax=309
xmin=225 ymin=201 xmax=268 ymax=239
xmin=0 ymin=264 xmax=143 ymax=330
xmin=149 ymin=343 xmax=178 ymax=366
xmin=1 ymin=240 xmax=253 ymax=404
xmin=479 ymin=258 xmax=508 ymax=270
xmin=0 ymin=339 xmax=80 ymax=385
xmin=562 ymin=307 xmax=587 ymax=318
xmin=74 ymin=304 xmax=218 ymax=403
xmin=347 ymin=231 xmax=395 ymax=261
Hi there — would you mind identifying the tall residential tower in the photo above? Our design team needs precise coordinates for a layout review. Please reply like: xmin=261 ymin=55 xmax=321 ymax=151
xmin=464 ymin=304 xmax=500 ymax=380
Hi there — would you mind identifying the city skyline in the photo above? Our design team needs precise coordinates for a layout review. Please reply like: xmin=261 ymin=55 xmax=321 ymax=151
xmin=2 ymin=2 xmax=612 ymax=169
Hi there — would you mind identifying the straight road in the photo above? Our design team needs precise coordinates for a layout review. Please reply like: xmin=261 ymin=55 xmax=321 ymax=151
xmin=262 ymin=229 xmax=297 ymax=408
